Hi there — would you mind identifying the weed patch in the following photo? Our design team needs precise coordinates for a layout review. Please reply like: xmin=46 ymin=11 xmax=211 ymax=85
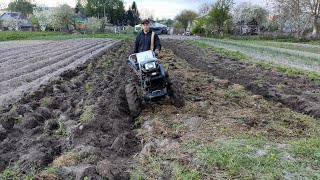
xmin=80 ymin=105 xmax=93 ymax=123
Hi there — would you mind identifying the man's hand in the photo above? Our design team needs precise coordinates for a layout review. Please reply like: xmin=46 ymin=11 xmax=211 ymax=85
xmin=131 ymin=54 xmax=137 ymax=62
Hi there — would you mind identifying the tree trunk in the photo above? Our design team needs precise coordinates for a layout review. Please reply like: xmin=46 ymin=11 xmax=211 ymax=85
xmin=312 ymin=16 xmax=319 ymax=38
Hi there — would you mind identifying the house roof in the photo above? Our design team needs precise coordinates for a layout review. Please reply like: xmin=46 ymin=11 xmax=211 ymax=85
xmin=0 ymin=12 xmax=28 ymax=20
xmin=0 ymin=12 xmax=33 ymax=27
xmin=71 ymin=14 xmax=87 ymax=23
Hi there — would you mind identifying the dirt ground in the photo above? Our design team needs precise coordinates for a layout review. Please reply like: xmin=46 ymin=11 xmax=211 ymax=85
xmin=0 ymin=41 xmax=138 ymax=179
xmin=164 ymin=40 xmax=320 ymax=119
xmin=0 ymin=38 xmax=319 ymax=179
xmin=0 ymin=38 xmax=119 ymax=108
xmin=132 ymin=44 xmax=320 ymax=179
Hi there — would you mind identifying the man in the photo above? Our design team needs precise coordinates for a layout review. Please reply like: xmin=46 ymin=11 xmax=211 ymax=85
xmin=133 ymin=19 xmax=161 ymax=55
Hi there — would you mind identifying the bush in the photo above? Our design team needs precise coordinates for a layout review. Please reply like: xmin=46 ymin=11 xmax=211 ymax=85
xmin=192 ymin=22 xmax=206 ymax=35
xmin=84 ymin=17 xmax=102 ymax=34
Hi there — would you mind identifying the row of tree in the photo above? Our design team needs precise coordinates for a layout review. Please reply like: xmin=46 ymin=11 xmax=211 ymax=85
xmin=174 ymin=0 xmax=319 ymax=38
xmin=5 ymin=0 xmax=142 ymax=27
xmin=272 ymin=0 xmax=320 ymax=38
xmin=7 ymin=0 xmax=35 ymax=16
xmin=76 ymin=0 xmax=140 ymax=26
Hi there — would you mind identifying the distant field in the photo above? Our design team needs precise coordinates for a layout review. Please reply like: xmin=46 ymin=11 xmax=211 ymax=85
xmin=199 ymin=38 xmax=320 ymax=72
xmin=188 ymin=38 xmax=320 ymax=80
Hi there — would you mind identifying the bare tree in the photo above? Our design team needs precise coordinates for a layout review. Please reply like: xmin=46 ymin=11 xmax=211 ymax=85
xmin=138 ymin=6 xmax=154 ymax=20
xmin=198 ymin=2 xmax=212 ymax=15
xmin=272 ymin=0 xmax=311 ymax=38
xmin=0 ymin=3 xmax=7 ymax=9
xmin=306 ymin=0 xmax=320 ymax=37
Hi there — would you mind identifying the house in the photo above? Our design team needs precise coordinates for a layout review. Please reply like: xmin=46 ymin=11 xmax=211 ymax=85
xmin=71 ymin=13 xmax=87 ymax=30
xmin=0 ymin=12 xmax=33 ymax=31
xmin=235 ymin=18 xmax=263 ymax=35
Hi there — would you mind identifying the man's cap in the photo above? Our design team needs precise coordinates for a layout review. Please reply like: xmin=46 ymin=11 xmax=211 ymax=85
xmin=141 ymin=19 xmax=150 ymax=24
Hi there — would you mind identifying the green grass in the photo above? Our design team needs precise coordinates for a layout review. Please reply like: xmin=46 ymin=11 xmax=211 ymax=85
xmin=288 ymin=138 xmax=320 ymax=168
xmin=201 ymin=38 xmax=320 ymax=66
xmin=228 ymin=35 xmax=320 ymax=44
xmin=80 ymin=105 xmax=93 ymax=123
xmin=196 ymin=137 xmax=320 ymax=179
xmin=0 ymin=169 xmax=19 ymax=180
xmin=237 ymin=40 xmax=320 ymax=54
xmin=187 ymin=40 xmax=248 ymax=60
xmin=0 ymin=167 xmax=37 ymax=180
xmin=173 ymin=164 xmax=201 ymax=180
xmin=226 ymin=86 xmax=243 ymax=98
xmin=84 ymin=82 xmax=93 ymax=93
xmin=55 ymin=119 xmax=67 ymax=136
xmin=41 ymin=97 xmax=50 ymax=106
xmin=0 ymin=31 xmax=64 ymax=41
xmin=188 ymin=40 xmax=320 ymax=81
xmin=0 ymin=31 xmax=134 ymax=41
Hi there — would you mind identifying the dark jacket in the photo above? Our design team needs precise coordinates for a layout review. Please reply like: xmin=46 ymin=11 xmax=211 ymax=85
xmin=134 ymin=30 xmax=161 ymax=53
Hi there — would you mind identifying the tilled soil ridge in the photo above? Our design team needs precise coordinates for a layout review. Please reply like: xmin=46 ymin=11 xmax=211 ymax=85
xmin=0 ymin=38 xmax=119 ymax=108
xmin=0 ymin=41 xmax=138 ymax=179
xmin=164 ymin=40 xmax=320 ymax=118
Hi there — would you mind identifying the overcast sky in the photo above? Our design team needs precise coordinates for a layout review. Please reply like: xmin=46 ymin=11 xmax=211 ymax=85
xmin=1 ymin=0 xmax=267 ymax=19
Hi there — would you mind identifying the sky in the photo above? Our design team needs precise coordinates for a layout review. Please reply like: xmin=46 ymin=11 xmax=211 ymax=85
xmin=0 ymin=0 xmax=267 ymax=19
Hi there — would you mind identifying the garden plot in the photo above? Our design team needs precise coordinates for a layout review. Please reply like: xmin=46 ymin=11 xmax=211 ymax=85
xmin=0 ymin=38 xmax=119 ymax=107
xmin=166 ymin=40 xmax=320 ymax=118
xmin=198 ymin=38 xmax=320 ymax=72
xmin=0 ymin=41 xmax=138 ymax=179
xmin=132 ymin=45 xmax=320 ymax=179
xmin=0 ymin=38 xmax=319 ymax=179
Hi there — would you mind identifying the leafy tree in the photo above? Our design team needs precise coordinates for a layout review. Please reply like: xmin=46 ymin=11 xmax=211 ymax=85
xmin=84 ymin=17 xmax=102 ymax=33
xmin=233 ymin=2 xmax=268 ymax=28
xmin=48 ymin=4 xmax=74 ymax=31
xmin=75 ymin=0 xmax=85 ymax=14
xmin=192 ymin=16 xmax=207 ymax=35
xmin=38 ymin=15 xmax=49 ymax=31
xmin=125 ymin=2 xmax=141 ymax=26
xmin=173 ymin=21 xmax=184 ymax=29
xmin=29 ymin=15 xmax=39 ymax=29
xmin=8 ymin=0 xmax=35 ymax=16
xmin=125 ymin=7 xmax=135 ymax=26
xmin=192 ymin=21 xmax=206 ymax=35
xmin=79 ymin=0 xmax=126 ymax=25
xmin=131 ymin=1 xmax=140 ymax=25
xmin=207 ymin=0 xmax=233 ymax=32
xmin=165 ymin=18 xmax=174 ymax=27
xmin=175 ymin=10 xmax=198 ymax=31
